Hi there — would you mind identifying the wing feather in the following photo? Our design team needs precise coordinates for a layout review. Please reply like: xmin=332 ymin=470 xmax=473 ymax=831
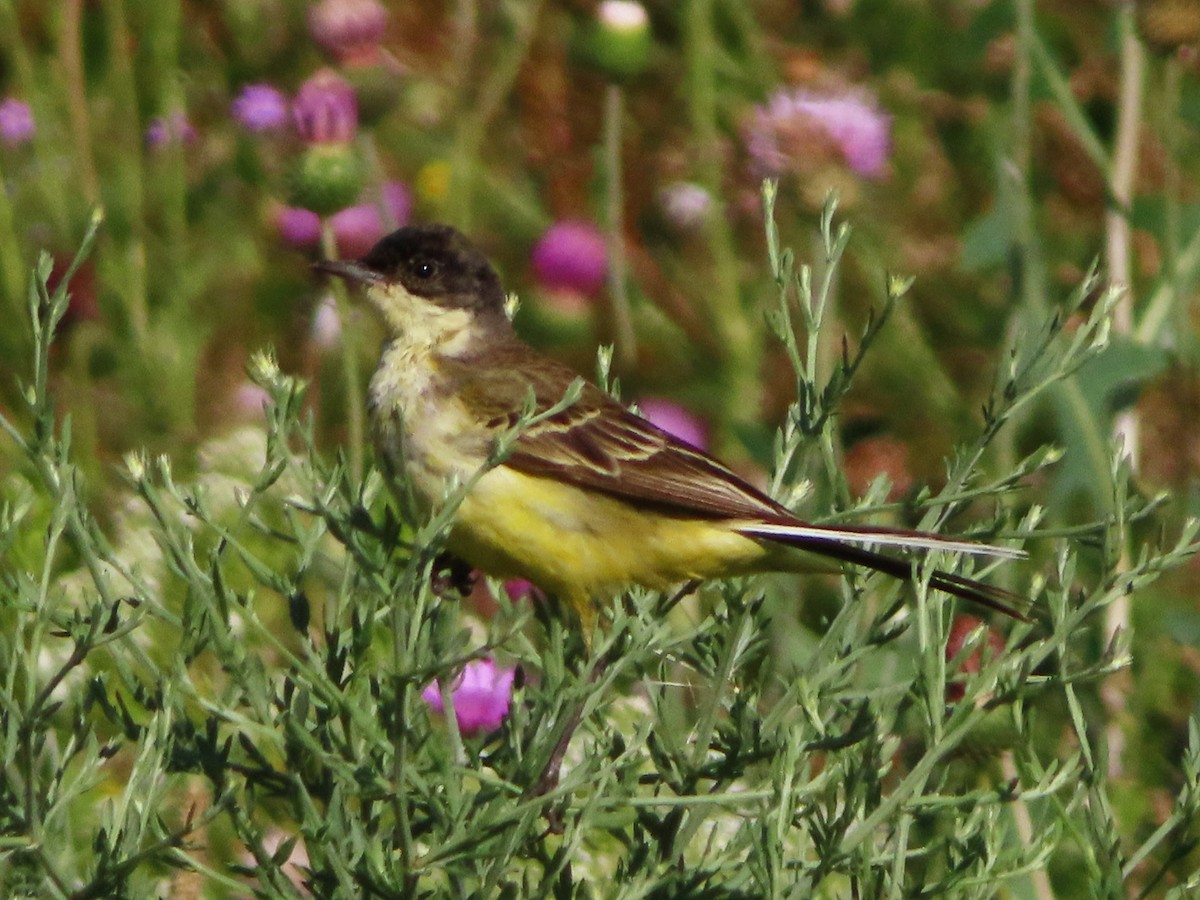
xmin=442 ymin=342 xmax=789 ymax=520
xmin=436 ymin=340 xmax=1029 ymax=621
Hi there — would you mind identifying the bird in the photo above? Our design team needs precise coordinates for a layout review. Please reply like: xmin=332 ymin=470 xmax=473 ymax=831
xmin=314 ymin=223 xmax=1027 ymax=637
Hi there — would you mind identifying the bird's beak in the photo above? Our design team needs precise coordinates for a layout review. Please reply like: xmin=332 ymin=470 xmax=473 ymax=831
xmin=312 ymin=259 xmax=384 ymax=285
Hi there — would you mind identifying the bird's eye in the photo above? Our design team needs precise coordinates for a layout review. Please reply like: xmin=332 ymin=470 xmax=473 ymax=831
xmin=412 ymin=258 xmax=438 ymax=280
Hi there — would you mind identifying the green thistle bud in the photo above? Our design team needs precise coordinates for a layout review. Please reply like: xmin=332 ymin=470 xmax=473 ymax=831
xmin=580 ymin=1 xmax=652 ymax=81
xmin=288 ymin=144 xmax=365 ymax=217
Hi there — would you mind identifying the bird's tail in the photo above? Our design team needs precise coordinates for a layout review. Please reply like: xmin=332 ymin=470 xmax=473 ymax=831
xmin=737 ymin=521 xmax=1030 ymax=621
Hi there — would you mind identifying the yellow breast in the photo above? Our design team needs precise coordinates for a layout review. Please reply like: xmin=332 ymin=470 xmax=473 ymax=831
xmin=448 ymin=466 xmax=771 ymax=618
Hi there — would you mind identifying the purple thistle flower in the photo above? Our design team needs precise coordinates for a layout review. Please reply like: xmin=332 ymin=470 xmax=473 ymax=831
xmin=746 ymin=87 xmax=890 ymax=179
xmin=531 ymin=220 xmax=608 ymax=297
xmin=145 ymin=111 xmax=196 ymax=149
xmin=231 ymin=383 xmax=271 ymax=420
xmin=275 ymin=206 xmax=322 ymax=249
xmin=293 ymin=69 xmax=358 ymax=145
xmin=232 ymin=84 xmax=289 ymax=132
xmin=275 ymin=180 xmax=409 ymax=255
xmin=0 ymin=98 xmax=35 ymax=147
xmin=658 ymin=181 xmax=712 ymax=231
xmin=639 ymin=398 xmax=708 ymax=451
xmin=308 ymin=0 xmax=389 ymax=66
xmin=329 ymin=203 xmax=381 ymax=259
xmin=328 ymin=180 xmax=413 ymax=257
xmin=503 ymin=579 xmax=538 ymax=602
xmin=422 ymin=658 xmax=516 ymax=736
xmin=379 ymin=180 xmax=411 ymax=229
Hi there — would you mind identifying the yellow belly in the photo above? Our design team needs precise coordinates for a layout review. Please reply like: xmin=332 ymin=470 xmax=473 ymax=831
xmin=449 ymin=465 xmax=771 ymax=622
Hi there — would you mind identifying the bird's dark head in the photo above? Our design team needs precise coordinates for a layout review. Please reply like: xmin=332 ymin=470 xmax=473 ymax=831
xmin=314 ymin=224 xmax=508 ymax=333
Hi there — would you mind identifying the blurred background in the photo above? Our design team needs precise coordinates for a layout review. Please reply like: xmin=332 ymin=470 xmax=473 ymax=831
xmin=2 ymin=0 xmax=1200 ymax=894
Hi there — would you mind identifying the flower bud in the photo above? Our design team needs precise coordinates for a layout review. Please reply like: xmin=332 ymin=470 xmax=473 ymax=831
xmin=944 ymin=615 xmax=1005 ymax=704
xmin=145 ymin=111 xmax=196 ymax=150
xmin=658 ymin=181 xmax=712 ymax=231
xmin=310 ymin=296 xmax=341 ymax=349
xmin=531 ymin=220 xmax=608 ymax=297
xmin=1136 ymin=0 xmax=1200 ymax=53
xmin=308 ymin=0 xmax=389 ymax=66
xmin=288 ymin=144 xmax=365 ymax=216
xmin=416 ymin=159 xmax=452 ymax=204
xmin=0 ymin=97 xmax=35 ymax=147
xmin=746 ymin=87 xmax=890 ymax=180
xmin=422 ymin=658 xmax=516 ymax=736
xmin=580 ymin=1 xmax=652 ymax=81
xmin=329 ymin=180 xmax=412 ymax=256
xmin=292 ymin=69 xmax=358 ymax=145
xmin=231 ymin=84 xmax=289 ymax=133
xmin=639 ymin=398 xmax=708 ymax=451
xmin=275 ymin=205 xmax=322 ymax=249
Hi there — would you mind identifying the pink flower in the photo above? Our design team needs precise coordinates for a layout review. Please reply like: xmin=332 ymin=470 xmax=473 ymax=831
xmin=47 ymin=257 xmax=98 ymax=329
xmin=232 ymin=84 xmax=289 ymax=132
xmin=231 ymin=382 xmax=271 ymax=420
xmin=843 ymin=435 xmax=913 ymax=502
xmin=328 ymin=203 xmax=381 ymax=259
xmin=658 ymin=181 xmax=712 ymax=231
xmin=275 ymin=181 xmax=409 ymax=256
xmin=378 ymin=181 xmax=412 ymax=229
xmin=945 ymin=615 xmax=1005 ymax=703
xmin=310 ymin=296 xmax=341 ymax=348
xmin=639 ymin=398 xmax=708 ymax=451
xmin=503 ymin=579 xmax=537 ymax=601
xmin=531 ymin=220 xmax=608 ymax=297
xmin=308 ymin=0 xmax=389 ymax=66
xmin=293 ymin=69 xmax=358 ymax=145
xmin=329 ymin=181 xmax=413 ymax=257
xmin=422 ymin=659 xmax=516 ymax=736
xmin=746 ymin=87 xmax=890 ymax=179
xmin=145 ymin=111 xmax=196 ymax=149
xmin=0 ymin=97 xmax=35 ymax=146
xmin=275 ymin=206 xmax=322 ymax=249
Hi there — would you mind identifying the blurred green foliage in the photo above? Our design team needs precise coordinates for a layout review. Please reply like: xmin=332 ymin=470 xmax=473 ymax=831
xmin=1 ymin=0 xmax=1200 ymax=895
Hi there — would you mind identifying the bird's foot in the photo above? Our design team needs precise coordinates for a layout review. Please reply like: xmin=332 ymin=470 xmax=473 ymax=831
xmin=430 ymin=553 xmax=477 ymax=598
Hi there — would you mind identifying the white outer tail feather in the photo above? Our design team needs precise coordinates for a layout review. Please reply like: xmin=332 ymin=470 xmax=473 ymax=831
xmin=737 ymin=523 xmax=1026 ymax=559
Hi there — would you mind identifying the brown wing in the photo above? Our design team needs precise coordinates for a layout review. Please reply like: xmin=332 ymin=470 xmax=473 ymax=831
xmin=438 ymin=340 xmax=1030 ymax=621
xmin=441 ymin=341 xmax=790 ymax=522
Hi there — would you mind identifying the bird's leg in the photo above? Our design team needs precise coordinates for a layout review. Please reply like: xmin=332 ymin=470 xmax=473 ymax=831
xmin=527 ymin=595 xmax=623 ymax=811
xmin=656 ymin=578 xmax=702 ymax=618
xmin=529 ymin=645 xmax=611 ymax=809
xmin=429 ymin=552 xmax=477 ymax=598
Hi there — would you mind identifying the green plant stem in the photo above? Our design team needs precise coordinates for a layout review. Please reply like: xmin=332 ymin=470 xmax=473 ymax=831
xmin=1163 ymin=58 xmax=1187 ymax=357
xmin=451 ymin=0 xmax=478 ymax=97
xmin=0 ymin=0 xmax=70 ymax=235
xmin=0 ymin=154 xmax=24 ymax=323
xmin=671 ymin=603 xmax=755 ymax=862
xmin=989 ymin=0 xmax=1041 ymax=548
xmin=1136 ymin=223 xmax=1200 ymax=343
xmin=1105 ymin=4 xmax=1143 ymax=353
xmin=1099 ymin=1 xmax=1142 ymax=782
xmin=1101 ymin=3 xmax=1143 ymax=782
xmin=603 ymin=84 xmax=637 ymax=368
xmin=1003 ymin=752 xmax=1056 ymax=900
xmin=447 ymin=0 xmax=543 ymax=229
xmin=61 ymin=0 xmax=100 ymax=207
xmin=1012 ymin=0 xmax=1045 ymax=319
xmin=146 ymin=0 xmax=188 ymax=290
xmin=319 ymin=220 xmax=364 ymax=482
xmin=684 ymin=0 xmax=758 ymax=439
xmin=105 ymin=0 xmax=149 ymax=346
